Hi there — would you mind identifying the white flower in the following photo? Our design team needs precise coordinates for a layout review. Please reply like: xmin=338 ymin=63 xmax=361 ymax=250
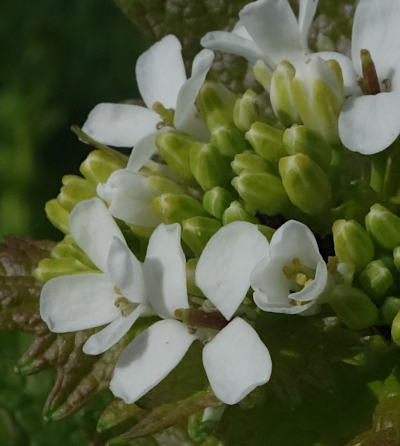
xmin=111 ymin=221 xmax=272 ymax=406
xmin=338 ymin=0 xmax=400 ymax=155
xmin=40 ymin=197 xmax=188 ymax=355
xmin=251 ymin=220 xmax=328 ymax=314
xmin=82 ymin=35 xmax=214 ymax=149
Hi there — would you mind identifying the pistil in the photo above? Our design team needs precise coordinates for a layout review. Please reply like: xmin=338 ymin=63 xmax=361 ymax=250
xmin=360 ymin=49 xmax=381 ymax=95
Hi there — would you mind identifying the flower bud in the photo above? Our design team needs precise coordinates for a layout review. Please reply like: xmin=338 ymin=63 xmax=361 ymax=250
xmin=51 ymin=235 xmax=96 ymax=269
xmin=359 ymin=260 xmax=394 ymax=301
xmin=245 ymin=122 xmax=287 ymax=162
xmin=253 ymin=60 xmax=272 ymax=92
xmin=282 ymin=125 xmax=332 ymax=171
xmin=270 ymin=61 xmax=301 ymax=126
xmin=231 ymin=150 xmax=272 ymax=176
xmin=57 ymin=175 xmax=96 ymax=212
xmin=332 ymin=219 xmax=374 ymax=271
xmin=392 ymin=310 xmax=400 ymax=346
xmin=182 ymin=216 xmax=222 ymax=256
xmin=365 ymin=204 xmax=400 ymax=250
xmin=233 ymin=89 xmax=259 ymax=132
xmin=34 ymin=257 xmax=94 ymax=283
xmin=210 ymin=123 xmax=248 ymax=158
xmin=45 ymin=199 xmax=70 ymax=234
xmin=155 ymin=131 xmax=196 ymax=183
xmin=79 ymin=150 xmax=125 ymax=185
xmin=202 ymin=187 xmax=234 ymax=220
xmin=292 ymin=56 xmax=344 ymax=144
xmin=186 ymin=258 xmax=205 ymax=297
xmin=189 ymin=143 xmax=231 ymax=191
xmin=329 ymin=284 xmax=378 ymax=330
xmin=222 ymin=200 xmax=257 ymax=225
xmin=381 ymin=297 xmax=400 ymax=325
xmin=147 ymin=175 xmax=184 ymax=195
xmin=394 ymin=246 xmax=400 ymax=272
xmin=279 ymin=153 xmax=332 ymax=215
xmin=232 ymin=171 xmax=289 ymax=215
xmin=152 ymin=193 xmax=207 ymax=224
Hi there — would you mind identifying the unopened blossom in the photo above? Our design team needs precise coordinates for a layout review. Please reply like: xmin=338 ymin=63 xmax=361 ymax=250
xmin=338 ymin=0 xmax=400 ymax=154
xmin=251 ymin=220 xmax=328 ymax=314
xmin=40 ymin=197 xmax=189 ymax=355
xmin=111 ymin=221 xmax=272 ymax=406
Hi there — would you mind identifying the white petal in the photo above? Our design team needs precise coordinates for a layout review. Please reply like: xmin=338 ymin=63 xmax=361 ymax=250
xmin=40 ymin=273 xmax=120 ymax=332
xmin=136 ymin=35 xmax=187 ymax=109
xmin=316 ymin=51 xmax=360 ymax=96
xmin=289 ymin=259 xmax=327 ymax=302
xmin=127 ymin=132 xmax=159 ymax=173
xmin=97 ymin=169 xmax=161 ymax=227
xmin=239 ymin=0 xmax=304 ymax=66
xmin=82 ymin=103 xmax=160 ymax=147
xmin=201 ymin=31 xmax=266 ymax=66
xmin=174 ymin=49 xmax=214 ymax=140
xmin=195 ymin=222 xmax=269 ymax=320
xmin=269 ymin=220 xmax=322 ymax=268
xmin=144 ymin=223 xmax=188 ymax=319
xmin=70 ymin=198 xmax=125 ymax=273
xmin=351 ymin=0 xmax=400 ymax=81
xmin=232 ymin=20 xmax=253 ymax=40
xmin=298 ymin=0 xmax=318 ymax=50
xmin=110 ymin=319 xmax=195 ymax=404
xmin=107 ymin=237 xmax=146 ymax=303
xmin=338 ymin=92 xmax=400 ymax=155
xmin=83 ymin=304 xmax=145 ymax=355
xmin=203 ymin=317 xmax=272 ymax=405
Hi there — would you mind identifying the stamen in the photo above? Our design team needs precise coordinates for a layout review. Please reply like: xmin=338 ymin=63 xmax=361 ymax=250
xmin=360 ymin=49 xmax=381 ymax=95
xmin=114 ymin=297 xmax=135 ymax=317
xmin=152 ymin=101 xmax=175 ymax=126
xmin=174 ymin=308 xmax=228 ymax=330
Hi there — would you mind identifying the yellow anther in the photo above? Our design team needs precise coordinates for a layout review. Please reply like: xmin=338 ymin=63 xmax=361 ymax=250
xmin=114 ymin=297 xmax=135 ymax=317
xmin=113 ymin=285 xmax=122 ymax=295
xmin=295 ymin=273 xmax=308 ymax=286
xmin=152 ymin=101 xmax=175 ymax=126
xmin=305 ymin=278 xmax=313 ymax=287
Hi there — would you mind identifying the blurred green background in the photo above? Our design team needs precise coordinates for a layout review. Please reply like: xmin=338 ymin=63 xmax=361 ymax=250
xmin=0 ymin=1 xmax=147 ymax=443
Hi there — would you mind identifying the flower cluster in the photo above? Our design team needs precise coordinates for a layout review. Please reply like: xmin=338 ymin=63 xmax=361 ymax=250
xmin=36 ymin=0 xmax=400 ymax=417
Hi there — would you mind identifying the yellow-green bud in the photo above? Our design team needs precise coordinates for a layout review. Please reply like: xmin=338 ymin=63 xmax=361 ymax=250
xmin=381 ymin=297 xmax=400 ymax=325
xmin=232 ymin=172 xmax=289 ymax=215
xmin=202 ymin=187 xmax=234 ymax=220
xmin=359 ymin=260 xmax=394 ymax=301
xmin=155 ymin=131 xmax=196 ymax=183
xmin=189 ymin=143 xmax=231 ymax=191
xmin=245 ymin=121 xmax=287 ymax=162
xmin=182 ymin=217 xmax=222 ymax=256
xmin=332 ymin=219 xmax=374 ymax=271
xmin=231 ymin=150 xmax=272 ymax=176
xmin=34 ymin=258 xmax=95 ymax=283
xmin=210 ymin=123 xmax=248 ymax=158
xmin=147 ymin=176 xmax=184 ymax=195
xmin=233 ymin=89 xmax=259 ymax=132
xmin=392 ymin=310 xmax=400 ymax=345
xmin=186 ymin=258 xmax=204 ymax=297
xmin=394 ymin=246 xmax=400 ymax=272
xmin=365 ymin=204 xmax=400 ymax=250
xmin=292 ymin=56 xmax=344 ymax=144
xmin=279 ymin=153 xmax=332 ymax=215
xmin=152 ymin=193 xmax=207 ymax=224
xmin=329 ymin=284 xmax=378 ymax=330
xmin=222 ymin=200 xmax=257 ymax=225
xmin=45 ymin=199 xmax=70 ymax=234
xmin=253 ymin=60 xmax=272 ymax=92
xmin=79 ymin=150 xmax=125 ymax=185
xmin=270 ymin=61 xmax=301 ymax=126
xmin=57 ymin=175 xmax=96 ymax=212
xmin=257 ymin=224 xmax=275 ymax=241
xmin=282 ymin=125 xmax=332 ymax=171
xmin=51 ymin=235 xmax=96 ymax=269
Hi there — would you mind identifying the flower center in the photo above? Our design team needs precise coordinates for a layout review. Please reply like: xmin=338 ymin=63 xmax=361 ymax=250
xmin=282 ymin=257 xmax=314 ymax=290
xmin=114 ymin=287 xmax=136 ymax=317
xmin=360 ymin=49 xmax=390 ymax=95
xmin=152 ymin=101 xmax=175 ymax=128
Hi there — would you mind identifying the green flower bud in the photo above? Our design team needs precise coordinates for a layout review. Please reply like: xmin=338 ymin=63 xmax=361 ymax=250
xmin=210 ymin=123 xmax=248 ymax=158
xmin=182 ymin=217 xmax=222 ymax=256
xmin=279 ymin=153 xmax=332 ymax=215
xmin=282 ymin=125 xmax=332 ymax=171
xmin=245 ymin=122 xmax=287 ymax=162
xmin=392 ymin=310 xmax=400 ymax=346
xmin=152 ymin=193 xmax=207 ymax=224
xmin=381 ymin=297 xmax=400 ymax=325
xmin=292 ymin=56 xmax=344 ymax=144
xmin=253 ymin=60 xmax=272 ymax=92
xmin=365 ymin=204 xmax=400 ymax=250
xmin=147 ymin=176 xmax=184 ymax=195
xmin=57 ymin=175 xmax=96 ymax=212
xmin=270 ymin=61 xmax=301 ymax=126
xmin=233 ymin=89 xmax=259 ymax=132
xmin=231 ymin=150 xmax=272 ymax=176
xmin=257 ymin=224 xmax=275 ymax=241
xmin=332 ymin=219 xmax=374 ymax=271
xmin=155 ymin=131 xmax=197 ymax=183
xmin=202 ymin=187 xmax=234 ymax=220
xmin=51 ymin=235 xmax=96 ymax=269
xmin=34 ymin=257 xmax=94 ymax=283
xmin=79 ymin=150 xmax=125 ymax=185
xmin=232 ymin=171 xmax=289 ymax=215
xmin=329 ymin=284 xmax=378 ymax=330
xmin=394 ymin=246 xmax=400 ymax=272
xmin=186 ymin=258 xmax=204 ymax=297
xmin=222 ymin=200 xmax=257 ymax=225
xmin=189 ymin=143 xmax=231 ymax=190
xmin=45 ymin=199 xmax=70 ymax=234
xmin=359 ymin=260 xmax=394 ymax=301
